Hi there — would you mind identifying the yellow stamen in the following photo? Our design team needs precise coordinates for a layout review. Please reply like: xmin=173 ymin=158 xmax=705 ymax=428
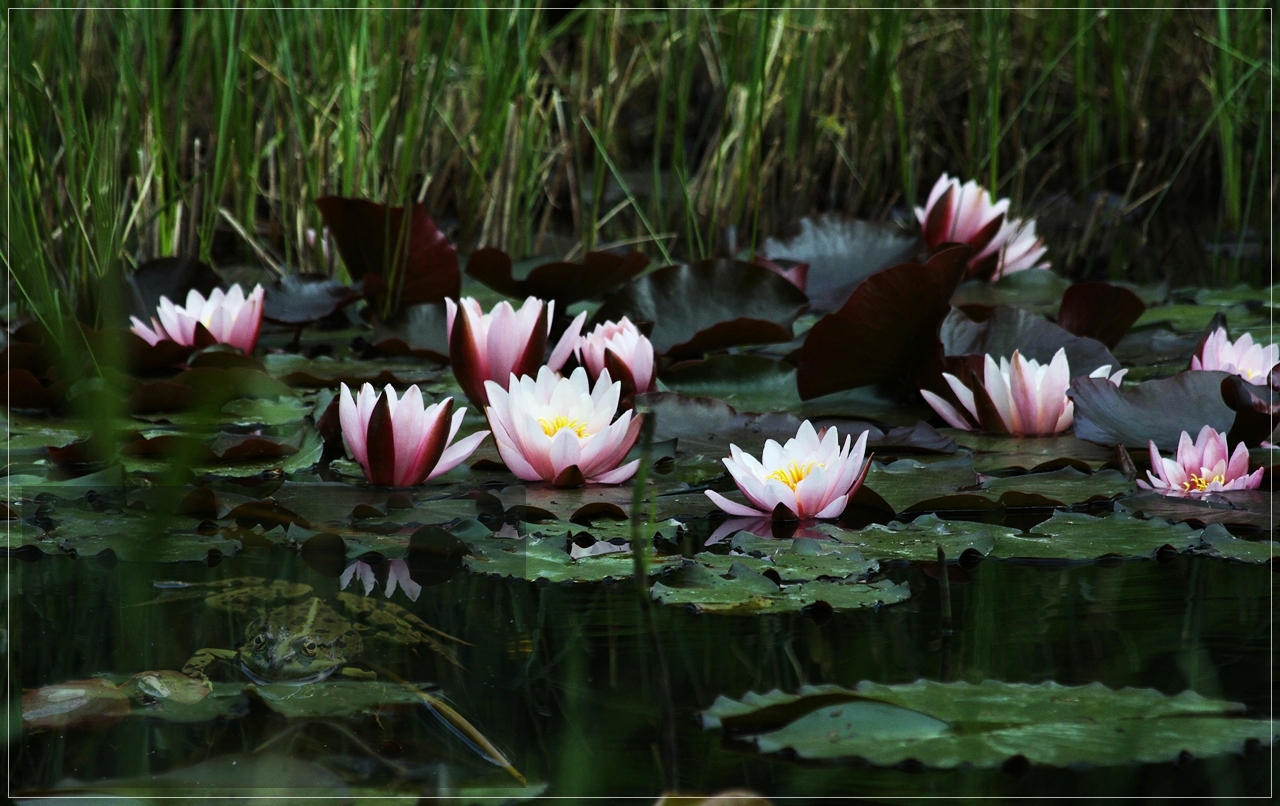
xmin=539 ymin=415 xmax=589 ymax=438
xmin=1182 ymin=473 xmax=1226 ymax=492
xmin=766 ymin=461 xmax=814 ymax=491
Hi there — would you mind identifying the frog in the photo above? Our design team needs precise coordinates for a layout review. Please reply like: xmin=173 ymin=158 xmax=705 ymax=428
xmin=143 ymin=577 xmax=466 ymax=687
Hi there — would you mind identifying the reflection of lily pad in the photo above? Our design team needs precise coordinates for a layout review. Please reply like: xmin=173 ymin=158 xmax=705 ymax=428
xmin=702 ymin=679 xmax=1272 ymax=768
xmin=1117 ymin=490 xmax=1273 ymax=531
xmin=992 ymin=510 xmax=1200 ymax=561
xmin=649 ymin=541 xmax=905 ymax=615
xmin=462 ymin=532 xmax=681 ymax=583
xmin=814 ymin=515 xmax=1009 ymax=562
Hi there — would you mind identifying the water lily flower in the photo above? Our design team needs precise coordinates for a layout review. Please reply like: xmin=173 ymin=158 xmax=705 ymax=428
xmin=574 ymin=317 xmax=656 ymax=399
xmin=1138 ymin=425 xmax=1263 ymax=496
xmin=339 ymin=560 xmax=377 ymax=595
xmin=445 ymin=296 xmax=587 ymax=407
xmin=339 ymin=383 xmax=489 ymax=487
xmin=130 ymin=284 xmax=265 ymax=353
xmin=1191 ymin=328 xmax=1278 ymax=382
xmin=705 ymin=421 xmax=871 ymax=520
xmin=915 ymin=174 xmax=1049 ymax=280
xmin=921 ymin=349 xmax=1126 ymax=436
xmin=483 ymin=366 xmax=641 ymax=486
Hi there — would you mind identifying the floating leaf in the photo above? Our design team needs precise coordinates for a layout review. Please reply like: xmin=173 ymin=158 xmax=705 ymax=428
xmin=594 ymin=259 xmax=809 ymax=357
xmin=950 ymin=270 xmax=1072 ymax=315
xmin=22 ymin=678 xmax=131 ymax=731
xmin=660 ymin=355 xmax=802 ymax=413
xmin=992 ymin=510 xmax=1199 ymax=561
xmin=797 ymin=247 xmax=969 ymax=399
xmin=462 ymin=532 xmax=680 ymax=583
xmin=1194 ymin=524 xmax=1277 ymax=564
xmin=759 ymin=215 xmax=921 ymax=311
xmin=368 ymin=301 xmax=452 ymax=361
xmin=1117 ymin=490 xmax=1272 ymax=532
xmin=702 ymin=679 xmax=1271 ymax=768
xmin=813 ymin=514 xmax=1009 ymax=562
xmin=856 ymin=457 xmax=983 ymax=514
xmin=978 ymin=467 xmax=1135 ymax=508
xmin=1068 ymin=371 xmax=1236 ymax=450
xmin=262 ymin=274 xmax=360 ymax=324
xmin=466 ymin=247 xmax=648 ymax=306
xmin=939 ymin=305 xmax=1119 ymax=377
xmin=263 ymin=353 xmax=442 ymax=388
xmin=951 ymin=431 xmax=1115 ymax=472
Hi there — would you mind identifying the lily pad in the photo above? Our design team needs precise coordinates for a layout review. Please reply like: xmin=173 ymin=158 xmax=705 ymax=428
xmin=462 ymin=531 xmax=681 ymax=583
xmin=660 ymin=355 xmax=802 ymax=413
xmin=1055 ymin=281 xmax=1146 ymax=349
xmin=813 ymin=514 xmax=1010 ymax=562
xmin=949 ymin=270 xmax=1072 ymax=314
xmin=248 ymin=678 xmax=437 ymax=719
xmin=594 ymin=259 xmax=809 ymax=358
xmin=466 ymin=247 xmax=649 ymax=307
xmin=263 ymin=353 xmax=442 ymax=388
xmin=759 ymin=215 xmax=921 ymax=311
xmin=939 ymin=305 xmax=1119 ymax=377
xmin=978 ymin=467 xmax=1135 ymax=507
xmin=1194 ymin=524 xmax=1277 ymax=564
xmin=1068 ymin=371 xmax=1237 ymax=450
xmin=703 ymin=679 xmax=1272 ymax=768
xmin=951 ymin=431 xmax=1116 ymax=472
xmin=1117 ymin=490 xmax=1273 ymax=532
xmin=992 ymin=510 xmax=1200 ymax=561
xmin=650 ymin=557 xmax=909 ymax=615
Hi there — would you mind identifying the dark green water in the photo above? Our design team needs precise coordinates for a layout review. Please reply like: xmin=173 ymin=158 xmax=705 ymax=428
xmin=9 ymin=529 xmax=1273 ymax=800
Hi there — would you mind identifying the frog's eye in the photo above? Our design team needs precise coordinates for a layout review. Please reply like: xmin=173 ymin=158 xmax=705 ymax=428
xmin=302 ymin=640 xmax=318 ymax=657
xmin=252 ymin=634 xmax=268 ymax=650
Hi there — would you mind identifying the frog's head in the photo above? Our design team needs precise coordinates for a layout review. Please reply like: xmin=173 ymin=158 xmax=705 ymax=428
xmin=238 ymin=603 xmax=357 ymax=684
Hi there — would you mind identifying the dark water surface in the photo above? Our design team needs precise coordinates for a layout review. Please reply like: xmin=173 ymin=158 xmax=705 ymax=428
xmin=9 ymin=532 xmax=1274 ymax=800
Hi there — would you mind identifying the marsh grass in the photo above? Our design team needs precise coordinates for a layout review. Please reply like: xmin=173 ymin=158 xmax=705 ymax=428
xmin=4 ymin=4 xmax=1271 ymax=327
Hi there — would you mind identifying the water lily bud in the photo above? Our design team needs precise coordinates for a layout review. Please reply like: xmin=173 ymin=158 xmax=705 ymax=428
xmin=915 ymin=173 xmax=1048 ymax=281
xmin=130 ymin=283 xmax=265 ymax=353
xmin=575 ymin=317 xmax=656 ymax=400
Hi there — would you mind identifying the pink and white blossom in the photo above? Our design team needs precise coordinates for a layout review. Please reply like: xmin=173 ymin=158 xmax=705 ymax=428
xmin=705 ymin=421 xmax=872 ymax=521
xmin=1191 ymin=328 xmax=1278 ymax=382
xmin=340 ymin=558 xmax=422 ymax=602
xmin=445 ymin=296 xmax=586 ymax=407
xmin=130 ymin=284 xmax=265 ymax=353
xmin=339 ymin=383 xmax=488 ymax=487
xmin=483 ymin=366 xmax=641 ymax=486
xmin=1138 ymin=425 xmax=1263 ymax=496
xmin=921 ymin=349 xmax=1126 ymax=436
xmin=915 ymin=173 xmax=1049 ymax=281
xmin=574 ymin=317 xmax=656 ymax=399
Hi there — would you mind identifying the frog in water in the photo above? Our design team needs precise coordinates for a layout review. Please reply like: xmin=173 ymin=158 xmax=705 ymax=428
xmin=146 ymin=577 xmax=465 ymax=686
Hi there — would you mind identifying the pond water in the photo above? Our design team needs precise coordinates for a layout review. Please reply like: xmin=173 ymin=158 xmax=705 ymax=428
xmin=9 ymin=503 xmax=1273 ymax=800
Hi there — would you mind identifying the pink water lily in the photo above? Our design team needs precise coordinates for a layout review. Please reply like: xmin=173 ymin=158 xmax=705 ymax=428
xmin=1139 ymin=425 xmax=1262 ymax=496
xmin=575 ymin=317 xmax=656 ymax=400
xmin=706 ymin=421 xmax=872 ymax=521
xmin=483 ymin=366 xmax=641 ymax=487
xmin=339 ymin=383 xmax=488 ymax=487
xmin=445 ymin=296 xmax=586 ymax=407
xmin=130 ymin=284 xmax=265 ymax=353
xmin=1191 ymin=328 xmax=1278 ymax=382
xmin=340 ymin=558 xmax=422 ymax=601
xmin=915 ymin=174 xmax=1048 ymax=281
xmin=921 ymin=349 xmax=1126 ymax=436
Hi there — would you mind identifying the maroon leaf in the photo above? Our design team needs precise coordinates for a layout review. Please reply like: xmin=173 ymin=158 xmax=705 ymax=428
xmin=796 ymin=246 xmax=969 ymax=400
xmin=552 ymin=464 xmax=587 ymax=488
xmin=209 ymin=433 xmax=301 ymax=462
xmin=1221 ymin=375 xmax=1279 ymax=447
xmin=595 ymin=259 xmax=809 ymax=358
xmin=125 ymin=256 xmax=222 ymax=322
xmin=264 ymin=274 xmax=361 ymax=324
xmin=3 ymin=369 xmax=63 ymax=411
xmin=467 ymin=248 xmax=649 ymax=307
xmin=1056 ymin=282 xmax=1145 ymax=348
xmin=364 ymin=392 xmax=397 ymax=486
xmin=939 ymin=306 xmax=1119 ymax=377
xmin=1067 ymin=371 xmax=1236 ymax=450
xmin=315 ymin=196 xmax=459 ymax=310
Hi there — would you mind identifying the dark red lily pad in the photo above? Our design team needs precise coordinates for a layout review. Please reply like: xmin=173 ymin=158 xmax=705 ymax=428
xmin=939 ymin=306 xmax=1119 ymax=377
xmin=1118 ymin=490 xmax=1272 ymax=532
xmin=760 ymin=215 xmax=921 ymax=311
xmin=125 ymin=256 xmax=222 ymax=321
xmin=1056 ymin=282 xmax=1145 ymax=349
xmin=209 ymin=433 xmax=301 ymax=462
xmin=3 ymin=368 xmax=64 ymax=411
xmin=122 ymin=434 xmax=220 ymax=464
xmin=1220 ymin=375 xmax=1279 ymax=447
xmin=315 ymin=196 xmax=459 ymax=310
xmin=594 ymin=259 xmax=809 ymax=358
xmin=467 ymin=247 xmax=649 ymax=307
xmin=263 ymin=274 xmax=361 ymax=324
xmin=796 ymin=246 xmax=969 ymax=400
xmin=1068 ymin=371 xmax=1236 ymax=451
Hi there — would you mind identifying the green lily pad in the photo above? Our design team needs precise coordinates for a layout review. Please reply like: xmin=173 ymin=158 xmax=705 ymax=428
xmin=978 ymin=467 xmax=1135 ymax=507
xmin=858 ymin=456 xmax=983 ymax=514
xmin=1194 ymin=524 xmax=1277 ymax=564
xmin=40 ymin=510 xmax=241 ymax=562
xmin=248 ymin=678 xmax=434 ymax=719
xmin=263 ymin=352 xmax=443 ymax=388
xmin=722 ymin=534 xmax=880 ymax=581
xmin=702 ymin=679 xmax=1272 ymax=768
xmin=462 ymin=531 xmax=681 ymax=583
xmin=1134 ymin=303 xmax=1264 ymax=333
xmin=660 ymin=355 xmax=802 ymax=413
xmin=651 ymin=559 xmax=909 ymax=614
xmin=814 ymin=514 xmax=1010 ymax=562
xmin=991 ymin=510 xmax=1200 ymax=561
xmin=951 ymin=431 xmax=1115 ymax=472
xmin=950 ymin=270 xmax=1073 ymax=315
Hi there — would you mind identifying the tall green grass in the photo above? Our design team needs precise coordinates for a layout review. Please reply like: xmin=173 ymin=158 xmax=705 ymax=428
xmin=5 ymin=3 xmax=1271 ymax=327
